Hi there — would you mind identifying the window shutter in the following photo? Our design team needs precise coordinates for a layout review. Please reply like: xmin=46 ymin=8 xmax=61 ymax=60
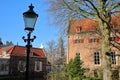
xmin=88 ymin=38 xmax=91 ymax=43
xmin=111 ymin=25 xmax=114 ymax=29
xmin=73 ymin=40 xmax=75 ymax=44
xmin=96 ymin=38 xmax=99 ymax=43
xmin=81 ymin=39 xmax=84 ymax=43
xmin=116 ymin=36 xmax=120 ymax=42
xmin=76 ymin=27 xmax=80 ymax=32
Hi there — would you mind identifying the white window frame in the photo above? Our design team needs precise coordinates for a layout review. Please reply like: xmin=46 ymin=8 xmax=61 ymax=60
xmin=111 ymin=52 xmax=116 ymax=65
xmin=34 ymin=61 xmax=42 ymax=72
xmin=94 ymin=52 xmax=100 ymax=65
xmin=18 ymin=60 xmax=26 ymax=72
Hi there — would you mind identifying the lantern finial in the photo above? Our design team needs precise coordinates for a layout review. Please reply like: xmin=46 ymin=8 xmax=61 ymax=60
xmin=29 ymin=4 xmax=34 ymax=11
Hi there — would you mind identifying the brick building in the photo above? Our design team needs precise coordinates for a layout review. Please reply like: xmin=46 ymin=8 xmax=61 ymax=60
xmin=66 ymin=14 xmax=120 ymax=76
xmin=0 ymin=45 xmax=47 ymax=80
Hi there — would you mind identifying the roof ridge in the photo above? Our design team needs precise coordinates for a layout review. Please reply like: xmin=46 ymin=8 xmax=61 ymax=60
xmin=7 ymin=46 xmax=15 ymax=54
xmin=14 ymin=45 xmax=43 ymax=50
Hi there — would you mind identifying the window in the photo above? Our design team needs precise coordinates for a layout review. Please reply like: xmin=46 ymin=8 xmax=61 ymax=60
xmin=18 ymin=60 xmax=26 ymax=72
xmin=35 ymin=61 xmax=42 ymax=72
xmin=116 ymin=36 xmax=120 ymax=42
xmin=88 ymin=38 xmax=100 ymax=43
xmin=75 ymin=53 xmax=80 ymax=59
xmin=94 ymin=52 xmax=100 ymax=64
xmin=0 ymin=60 xmax=9 ymax=73
xmin=110 ymin=37 xmax=115 ymax=41
xmin=76 ymin=26 xmax=82 ymax=33
xmin=111 ymin=52 xmax=116 ymax=64
xmin=73 ymin=39 xmax=84 ymax=44
xmin=0 ymin=64 xmax=9 ymax=71
xmin=93 ymin=70 xmax=98 ymax=77
xmin=30 ymin=52 xmax=34 ymax=57
xmin=30 ymin=52 xmax=39 ymax=57
xmin=76 ymin=53 xmax=80 ymax=56
xmin=110 ymin=36 xmax=120 ymax=42
xmin=75 ymin=39 xmax=80 ymax=43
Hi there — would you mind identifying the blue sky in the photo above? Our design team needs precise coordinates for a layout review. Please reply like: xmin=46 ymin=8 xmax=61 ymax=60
xmin=0 ymin=0 xmax=59 ymax=48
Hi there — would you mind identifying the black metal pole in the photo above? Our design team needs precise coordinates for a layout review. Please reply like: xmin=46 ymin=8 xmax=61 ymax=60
xmin=26 ymin=32 xmax=31 ymax=80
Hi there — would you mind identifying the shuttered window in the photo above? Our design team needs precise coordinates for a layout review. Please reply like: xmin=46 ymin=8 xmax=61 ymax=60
xmin=88 ymin=38 xmax=100 ymax=43
xmin=73 ymin=39 xmax=84 ymax=44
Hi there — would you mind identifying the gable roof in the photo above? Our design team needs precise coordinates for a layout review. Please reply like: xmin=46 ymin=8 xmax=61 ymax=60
xmin=67 ymin=16 xmax=120 ymax=34
xmin=0 ymin=46 xmax=46 ymax=58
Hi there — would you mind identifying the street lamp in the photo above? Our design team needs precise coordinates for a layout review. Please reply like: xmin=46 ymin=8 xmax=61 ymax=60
xmin=22 ymin=4 xmax=38 ymax=80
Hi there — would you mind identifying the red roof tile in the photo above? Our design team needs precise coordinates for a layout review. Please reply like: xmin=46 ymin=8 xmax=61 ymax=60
xmin=0 ymin=46 xmax=46 ymax=58
xmin=0 ymin=46 xmax=14 ymax=55
xmin=68 ymin=16 xmax=120 ymax=34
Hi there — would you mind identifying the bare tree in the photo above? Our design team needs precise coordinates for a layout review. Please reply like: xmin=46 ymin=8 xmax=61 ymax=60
xmin=56 ymin=36 xmax=66 ymax=71
xmin=45 ymin=40 xmax=57 ymax=71
xmin=47 ymin=0 xmax=120 ymax=80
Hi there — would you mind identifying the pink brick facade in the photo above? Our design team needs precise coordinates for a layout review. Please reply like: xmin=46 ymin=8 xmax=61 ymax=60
xmin=66 ymin=16 xmax=120 ymax=76
xmin=67 ymin=33 xmax=102 ymax=74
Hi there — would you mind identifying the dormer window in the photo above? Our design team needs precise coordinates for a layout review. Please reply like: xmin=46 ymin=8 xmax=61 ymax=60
xmin=30 ymin=52 xmax=38 ymax=57
xmin=76 ymin=26 xmax=82 ymax=33
xmin=2 ymin=51 xmax=7 ymax=57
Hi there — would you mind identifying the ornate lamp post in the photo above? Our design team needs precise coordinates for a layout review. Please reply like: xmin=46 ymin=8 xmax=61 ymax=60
xmin=22 ymin=4 xmax=38 ymax=80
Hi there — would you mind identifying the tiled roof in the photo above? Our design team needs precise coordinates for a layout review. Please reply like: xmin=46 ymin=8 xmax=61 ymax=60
xmin=0 ymin=46 xmax=46 ymax=58
xmin=0 ymin=46 xmax=13 ymax=55
xmin=68 ymin=16 xmax=120 ymax=34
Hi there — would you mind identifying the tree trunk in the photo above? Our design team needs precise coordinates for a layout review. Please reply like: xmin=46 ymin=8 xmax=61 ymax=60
xmin=99 ymin=19 xmax=112 ymax=80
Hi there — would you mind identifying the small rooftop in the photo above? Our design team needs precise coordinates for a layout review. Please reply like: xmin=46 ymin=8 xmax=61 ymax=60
xmin=0 ymin=45 xmax=46 ymax=58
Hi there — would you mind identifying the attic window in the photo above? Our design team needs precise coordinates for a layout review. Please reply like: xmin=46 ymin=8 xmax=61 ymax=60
xmin=30 ymin=52 xmax=38 ymax=57
xmin=76 ymin=26 xmax=82 ymax=33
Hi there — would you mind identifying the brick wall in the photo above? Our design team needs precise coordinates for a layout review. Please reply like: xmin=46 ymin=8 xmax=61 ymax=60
xmin=67 ymin=32 xmax=120 ymax=76
xmin=9 ymin=55 xmax=47 ymax=80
